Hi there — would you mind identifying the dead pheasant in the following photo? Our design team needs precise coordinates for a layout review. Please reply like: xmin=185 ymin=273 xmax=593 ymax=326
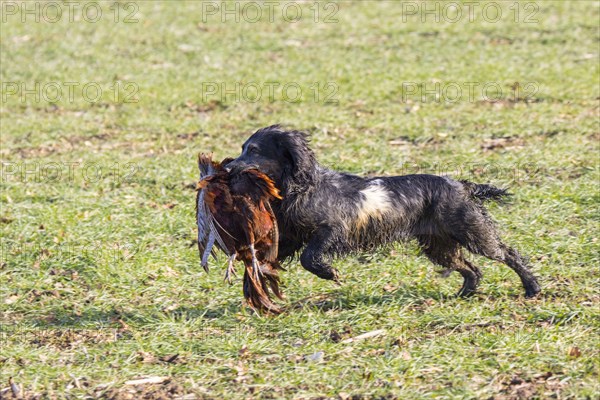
xmin=195 ymin=154 xmax=284 ymax=314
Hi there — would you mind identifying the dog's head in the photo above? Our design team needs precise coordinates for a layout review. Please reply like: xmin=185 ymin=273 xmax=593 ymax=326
xmin=226 ymin=125 xmax=316 ymax=190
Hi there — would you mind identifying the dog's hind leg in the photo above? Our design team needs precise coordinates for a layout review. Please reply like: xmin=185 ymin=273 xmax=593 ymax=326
xmin=451 ymin=207 xmax=541 ymax=298
xmin=417 ymin=235 xmax=483 ymax=297
xmin=481 ymin=244 xmax=541 ymax=298
xmin=455 ymin=258 xmax=484 ymax=297
xmin=300 ymin=229 xmax=341 ymax=283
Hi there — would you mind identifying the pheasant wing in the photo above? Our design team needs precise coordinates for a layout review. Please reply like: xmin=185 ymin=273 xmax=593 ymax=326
xmin=197 ymin=154 xmax=231 ymax=272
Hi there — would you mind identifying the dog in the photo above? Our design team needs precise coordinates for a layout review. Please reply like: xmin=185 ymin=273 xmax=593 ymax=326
xmin=225 ymin=125 xmax=541 ymax=298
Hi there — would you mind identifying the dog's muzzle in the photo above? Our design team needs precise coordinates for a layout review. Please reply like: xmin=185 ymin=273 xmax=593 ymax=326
xmin=225 ymin=160 xmax=259 ymax=174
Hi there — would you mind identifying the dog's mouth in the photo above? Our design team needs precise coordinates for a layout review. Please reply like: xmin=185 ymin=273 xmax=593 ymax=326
xmin=240 ymin=165 xmax=260 ymax=173
xmin=226 ymin=164 xmax=261 ymax=174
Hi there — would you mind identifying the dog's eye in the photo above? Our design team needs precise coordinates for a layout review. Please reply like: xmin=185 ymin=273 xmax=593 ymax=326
xmin=249 ymin=147 xmax=259 ymax=155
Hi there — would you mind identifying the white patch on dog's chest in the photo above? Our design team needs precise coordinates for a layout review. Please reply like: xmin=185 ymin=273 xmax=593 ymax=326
xmin=356 ymin=181 xmax=392 ymax=228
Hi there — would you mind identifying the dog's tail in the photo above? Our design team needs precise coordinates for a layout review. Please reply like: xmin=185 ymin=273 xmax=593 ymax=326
xmin=461 ymin=181 xmax=511 ymax=202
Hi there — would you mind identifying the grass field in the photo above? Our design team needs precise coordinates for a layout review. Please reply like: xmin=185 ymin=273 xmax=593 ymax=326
xmin=1 ymin=1 xmax=599 ymax=398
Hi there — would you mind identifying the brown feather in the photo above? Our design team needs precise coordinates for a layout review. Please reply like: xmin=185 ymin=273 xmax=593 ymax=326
xmin=263 ymin=200 xmax=279 ymax=263
xmin=196 ymin=154 xmax=285 ymax=314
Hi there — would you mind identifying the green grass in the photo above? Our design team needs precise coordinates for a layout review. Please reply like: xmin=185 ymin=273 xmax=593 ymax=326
xmin=1 ymin=1 xmax=598 ymax=398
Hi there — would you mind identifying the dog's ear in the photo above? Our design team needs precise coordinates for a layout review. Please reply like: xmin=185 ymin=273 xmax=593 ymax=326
xmin=282 ymin=130 xmax=316 ymax=180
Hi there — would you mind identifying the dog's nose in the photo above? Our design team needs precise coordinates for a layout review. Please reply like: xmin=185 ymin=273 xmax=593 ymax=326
xmin=225 ymin=160 xmax=252 ymax=174
xmin=223 ymin=159 xmax=240 ymax=173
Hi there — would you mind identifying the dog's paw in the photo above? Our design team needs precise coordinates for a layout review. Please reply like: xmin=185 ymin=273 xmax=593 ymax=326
xmin=524 ymin=280 xmax=541 ymax=298
xmin=525 ymin=287 xmax=541 ymax=298
xmin=331 ymin=269 xmax=342 ymax=285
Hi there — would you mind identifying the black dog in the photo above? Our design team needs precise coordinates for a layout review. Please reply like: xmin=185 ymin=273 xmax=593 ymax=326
xmin=226 ymin=125 xmax=541 ymax=298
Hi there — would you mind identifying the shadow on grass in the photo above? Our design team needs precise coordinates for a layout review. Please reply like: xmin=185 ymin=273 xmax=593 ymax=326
xmin=17 ymin=286 xmax=442 ymax=329
xmin=19 ymin=281 xmax=536 ymax=330
xmin=21 ymin=299 xmax=244 ymax=329
xmin=285 ymin=284 xmax=449 ymax=313
xmin=23 ymin=307 xmax=144 ymax=330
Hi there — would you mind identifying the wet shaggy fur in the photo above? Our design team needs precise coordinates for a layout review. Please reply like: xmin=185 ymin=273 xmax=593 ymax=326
xmin=226 ymin=125 xmax=541 ymax=298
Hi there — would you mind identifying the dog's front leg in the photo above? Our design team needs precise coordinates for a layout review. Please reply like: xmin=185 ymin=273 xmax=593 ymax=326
xmin=300 ymin=228 xmax=340 ymax=283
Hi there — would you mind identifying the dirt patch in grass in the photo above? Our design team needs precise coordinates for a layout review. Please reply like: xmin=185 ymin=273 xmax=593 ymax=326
xmin=97 ymin=379 xmax=187 ymax=400
xmin=481 ymin=136 xmax=526 ymax=152
xmin=25 ymin=328 xmax=120 ymax=349
xmin=495 ymin=373 xmax=570 ymax=400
